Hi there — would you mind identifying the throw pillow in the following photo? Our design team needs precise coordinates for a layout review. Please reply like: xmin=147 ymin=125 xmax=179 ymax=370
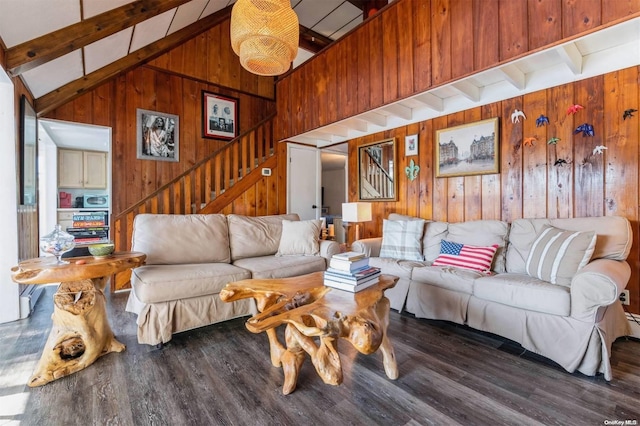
xmin=525 ymin=225 xmax=597 ymax=286
xmin=379 ymin=219 xmax=425 ymax=261
xmin=276 ymin=219 xmax=322 ymax=256
xmin=432 ymin=240 xmax=499 ymax=273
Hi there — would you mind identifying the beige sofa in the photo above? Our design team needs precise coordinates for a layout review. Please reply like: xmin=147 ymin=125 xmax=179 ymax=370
xmin=352 ymin=213 xmax=632 ymax=380
xmin=125 ymin=213 xmax=340 ymax=345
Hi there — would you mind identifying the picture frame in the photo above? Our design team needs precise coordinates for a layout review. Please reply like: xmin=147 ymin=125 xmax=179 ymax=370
xmin=202 ymin=91 xmax=239 ymax=141
xmin=20 ymin=95 xmax=37 ymax=205
xmin=405 ymin=134 xmax=418 ymax=156
xmin=435 ymin=117 xmax=499 ymax=178
xmin=136 ymin=109 xmax=179 ymax=162
xmin=358 ymin=138 xmax=398 ymax=201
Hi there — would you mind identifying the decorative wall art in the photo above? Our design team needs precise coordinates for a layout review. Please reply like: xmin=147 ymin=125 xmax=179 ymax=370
xmin=202 ymin=91 xmax=239 ymax=141
xmin=405 ymin=134 xmax=418 ymax=156
xmin=20 ymin=95 xmax=37 ymax=205
xmin=136 ymin=109 xmax=179 ymax=162
xmin=435 ymin=117 xmax=499 ymax=178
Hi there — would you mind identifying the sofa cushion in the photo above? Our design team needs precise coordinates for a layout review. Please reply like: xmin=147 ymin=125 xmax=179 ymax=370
xmin=411 ymin=265 xmax=484 ymax=294
xmin=132 ymin=214 xmax=230 ymax=265
xmin=228 ymin=214 xmax=300 ymax=261
xmin=506 ymin=216 xmax=632 ymax=273
xmin=379 ymin=219 xmax=426 ymax=261
xmin=131 ymin=263 xmax=251 ymax=304
xmin=432 ymin=240 xmax=498 ymax=273
xmin=525 ymin=225 xmax=596 ymax=286
xmin=473 ymin=273 xmax=571 ymax=316
xmin=276 ymin=219 xmax=322 ymax=256
xmin=233 ymin=255 xmax=326 ymax=279
xmin=445 ymin=220 xmax=510 ymax=272
xmin=368 ymin=257 xmax=426 ymax=280
xmin=423 ymin=221 xmax=449 ymax=262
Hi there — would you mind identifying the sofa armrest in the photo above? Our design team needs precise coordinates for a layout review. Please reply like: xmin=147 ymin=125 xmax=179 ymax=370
xmin=570 ymin=259 xmax=631 ymax=321
xmin=320 ymin=239 xmax=341 ymax=261
xmin=351 ymin=237 xmax=383 ymax=257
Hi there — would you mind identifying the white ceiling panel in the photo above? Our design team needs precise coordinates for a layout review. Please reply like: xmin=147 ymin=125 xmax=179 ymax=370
xmin=327 ymin=16 xmax=361 ymax=40
xmin=312 ymin=2 xmax=362 ymax=39
xmin=294 ymin=0 xmax=345 ymax=29
xmin=129 ymin=9 xmax=177 ymax=52
xmin=201 ymin=0 xmax=236 ymax=18
xmin=292 ymin=47 xmax=314 ymax=68
xmin=0 ymin=0 xmax=80 ymax=47
xmin=84 ymin=28 xmax=133 ymax=74
xmin=82 ymin=0 xmax=135 ymax=19
xmin=22 ymin=50 xmax=84 ymax=98
xmin=168 ymin=0 xmax=209 ymax=35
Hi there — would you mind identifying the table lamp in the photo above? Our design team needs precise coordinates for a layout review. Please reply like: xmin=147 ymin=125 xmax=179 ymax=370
xmin=342 ymin=202 xmax=372 ymax=243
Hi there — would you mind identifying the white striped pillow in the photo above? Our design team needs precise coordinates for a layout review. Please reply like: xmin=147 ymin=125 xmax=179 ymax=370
xmin=379 ymin=219 xmax=425 ymax=261
xmin=525 ymin=226 xmax=597 ymax=286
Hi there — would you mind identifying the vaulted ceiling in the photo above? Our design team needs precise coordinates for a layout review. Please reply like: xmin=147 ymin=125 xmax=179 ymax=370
xmin=0 ymin=0 xmax=378 ymax=115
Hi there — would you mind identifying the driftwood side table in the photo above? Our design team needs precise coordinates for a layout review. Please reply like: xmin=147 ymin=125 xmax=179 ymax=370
xmin=220 ymin=271 xmax=399 ymax=395
xmin=11 ymin=251 xmax=146 ymax=387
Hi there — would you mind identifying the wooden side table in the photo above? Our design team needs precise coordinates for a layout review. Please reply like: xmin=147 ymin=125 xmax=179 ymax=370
xmin=11 ymin=251 xmax=146 ymax=386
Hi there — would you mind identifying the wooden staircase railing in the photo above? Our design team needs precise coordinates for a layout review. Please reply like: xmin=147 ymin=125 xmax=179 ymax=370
xmin=110 ymin=113 xmax=276 ymax=291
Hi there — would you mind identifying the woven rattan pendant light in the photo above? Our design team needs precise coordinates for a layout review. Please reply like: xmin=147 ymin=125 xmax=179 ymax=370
xmin=230 ymin=0 xmax=299 ymax=76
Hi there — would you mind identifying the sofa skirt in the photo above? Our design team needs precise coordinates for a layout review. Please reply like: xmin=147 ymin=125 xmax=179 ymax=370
xmin=126 ymin=288 xmax=257 ymax=346
xmin=466 ymin=296 xmax=631 ymax=380
xmin=405 ymin=282 xmax=470 ymax=324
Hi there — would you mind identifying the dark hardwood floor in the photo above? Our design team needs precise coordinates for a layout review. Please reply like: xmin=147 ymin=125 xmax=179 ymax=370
xmin=1 ymin=285 xmax=639 ymax=426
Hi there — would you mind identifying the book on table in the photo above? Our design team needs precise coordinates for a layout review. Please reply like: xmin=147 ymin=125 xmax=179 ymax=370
xmin=324 ymin=267 xmax=381 ymax=285
xmin=323 ymin=275 xmax=380 ymax=292
xmin=329 ymin=256 xmax=370 ymax=272
xmin=332 ymin=251 xmax=366 ymax=262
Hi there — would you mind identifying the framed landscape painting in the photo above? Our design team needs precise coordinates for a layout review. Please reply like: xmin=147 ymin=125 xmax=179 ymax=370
xmin=202 ymin=91 xmax=239 ymax=141
xmin=435 ymin=117 xmax=499 ymax=178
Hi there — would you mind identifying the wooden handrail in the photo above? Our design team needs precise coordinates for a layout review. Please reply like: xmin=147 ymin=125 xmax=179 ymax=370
xmin=112 ymin=112 xmax=276 ymax=221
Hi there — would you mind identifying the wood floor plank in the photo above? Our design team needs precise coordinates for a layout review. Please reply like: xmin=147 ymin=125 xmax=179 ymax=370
xmin=1 ymin=285 xmax=639 ymax=425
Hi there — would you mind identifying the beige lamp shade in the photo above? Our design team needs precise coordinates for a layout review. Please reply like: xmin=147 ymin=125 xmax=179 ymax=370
xmin=230 ymin=0 xmax=299 ymax=76
xmin=342 ymin=202 xmax=372 ymax=243
xmin=342 ymin=202 xmax=373 ymax=223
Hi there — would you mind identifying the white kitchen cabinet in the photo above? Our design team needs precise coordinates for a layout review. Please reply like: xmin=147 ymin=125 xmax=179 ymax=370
xmin=58 ymin=149 xmax=107 ymax=189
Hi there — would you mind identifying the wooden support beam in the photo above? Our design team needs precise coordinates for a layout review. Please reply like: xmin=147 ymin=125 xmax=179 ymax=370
xmin=5 ymin=0 xmax=191 ymax=77
xmin=298 ymin=25 xmax=333 ymax=53
xmin=35 ymin=7 xmax=232 ymax=116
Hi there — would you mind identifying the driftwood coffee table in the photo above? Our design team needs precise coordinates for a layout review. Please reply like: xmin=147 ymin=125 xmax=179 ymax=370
xmin=11 ymin=251 xmax=146 ymax=386
xmin=219 ymin=271 xmax=399 ymax=394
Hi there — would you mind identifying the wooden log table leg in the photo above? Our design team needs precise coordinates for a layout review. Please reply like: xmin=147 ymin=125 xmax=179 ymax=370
xmin=28 ymin=278 xmax=125 ymax=387
xmin=376 ymin=297 xmax=398 ymax=380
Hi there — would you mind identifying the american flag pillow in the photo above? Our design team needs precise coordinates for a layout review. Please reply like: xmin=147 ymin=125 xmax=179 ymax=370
xmin=432 ymin=240 xmax=499 ymax=273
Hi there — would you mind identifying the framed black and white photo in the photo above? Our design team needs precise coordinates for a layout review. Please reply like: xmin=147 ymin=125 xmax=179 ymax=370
xmin=202 ymin=91 xmax=239 ymax=141
xmin=435 ymin=117 xmax=499 ymax=178
xmin=20 ymin=95 xmax=37 ymax=205
xmin=405 ymin=134 xmax=418 ymax=156
xmin=136 ymin=109 xmax=179 ymax=162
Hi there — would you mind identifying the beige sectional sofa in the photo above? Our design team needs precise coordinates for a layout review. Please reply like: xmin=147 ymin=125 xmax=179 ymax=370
xmin=352 ymin=213 xmax=632 ymax=380
xmin=125 ymin=213 xmax=340 ymax=345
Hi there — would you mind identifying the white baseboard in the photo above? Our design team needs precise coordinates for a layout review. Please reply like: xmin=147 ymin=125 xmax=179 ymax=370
xmin=626 ymin=313 xmax=640 ymax=339
xmin=19 ymin=285 xmax=44 ymax=319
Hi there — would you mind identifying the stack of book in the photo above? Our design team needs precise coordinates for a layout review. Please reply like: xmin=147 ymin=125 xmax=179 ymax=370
xmin=66 ymin=211 xmax=109 ymax=245
xmin=324 ymin=251 xmax=381 ymax=292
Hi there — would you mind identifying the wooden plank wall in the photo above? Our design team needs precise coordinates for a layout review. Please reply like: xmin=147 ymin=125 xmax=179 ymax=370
xmin=347 ymin=67 xmax=640 ymax=313
xmin=43 ymin=18 xmax=277 ymax=218
xmin=275 ymin=0 xmax=640 ymax=142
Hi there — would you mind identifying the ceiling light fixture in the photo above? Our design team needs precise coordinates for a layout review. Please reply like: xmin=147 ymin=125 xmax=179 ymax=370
xmin=230 ymin=0 xmax=299 ymax=77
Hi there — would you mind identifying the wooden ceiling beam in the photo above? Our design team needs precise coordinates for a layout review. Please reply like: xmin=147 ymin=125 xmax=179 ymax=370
xmin=4 ymin=0 xmax=191 ymax=77
xmin=298 ymin=25 xmax=333 ymax=53
xmin=35 ymin=7 xmax=232 ymax=116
